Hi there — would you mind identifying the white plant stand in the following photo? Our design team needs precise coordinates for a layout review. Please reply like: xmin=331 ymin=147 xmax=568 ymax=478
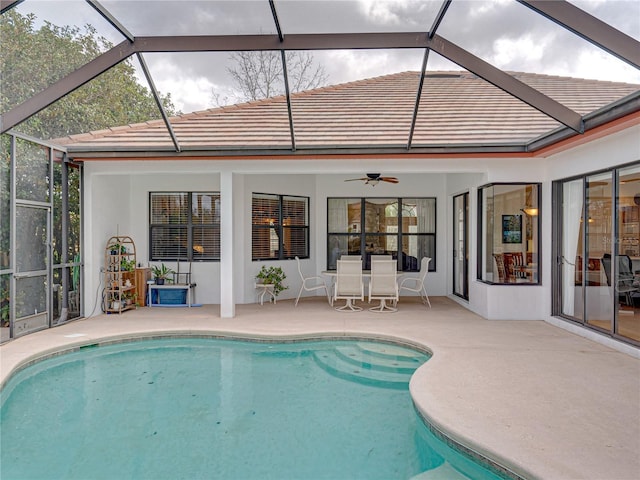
xmin=255 ymin=283 xmax=276 ymax=305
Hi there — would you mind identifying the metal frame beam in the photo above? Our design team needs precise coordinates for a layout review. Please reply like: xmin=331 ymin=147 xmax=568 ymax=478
xmin=2 ymin=33 xmax=431 ymax=133
xmin=428 ymin=0 xmax=451 ymax=39
xmin=1 ymin=40 xmax=136 ymax=132
xmin=86 ymin=0 xmax=134 ymax=42
xmin=280 ymin=51 xmax=296 ymax=151
xmin=2 ymin=31 xmax=587 ymax=134
xmin=269 ymin=0 xmax=284 ymax=43
xmin=428 ymin=34 xmax=584 ymax=132
xmin=0 ymin=0 xmax=23 ymax=14
xmin=407 ymin=50 xmax=430 ymax=149
xmin=518 ymin=0 xmax=640 ymax=70
xmin=269 ymin=0 xmax=295 ymax=150
xmin=136 ymin=53 xmax=181 ymax=152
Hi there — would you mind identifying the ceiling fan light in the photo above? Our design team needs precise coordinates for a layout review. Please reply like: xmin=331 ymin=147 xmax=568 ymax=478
xmin=368 ymin=179 xmax=379 ymax=186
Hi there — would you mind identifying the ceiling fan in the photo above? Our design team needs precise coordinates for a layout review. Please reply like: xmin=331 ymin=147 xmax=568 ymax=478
xmin=344 ymin=173 xmax=399 ymax=186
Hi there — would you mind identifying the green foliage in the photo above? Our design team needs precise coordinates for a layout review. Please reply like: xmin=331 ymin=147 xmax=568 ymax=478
xmin=1 ymin=275 xmax=9 ymax=327
xmin=256 ymin=266 xmax=288 ymax=297
xmin=151 ymin=263 xmax=174 ymax=280
xmin=0 ymin=10 xmax=177 ymax=139
xmin=121 ymin=258 xmax=136 ymax=272
xmin=108 ymin=243 xmax=128 ymax=255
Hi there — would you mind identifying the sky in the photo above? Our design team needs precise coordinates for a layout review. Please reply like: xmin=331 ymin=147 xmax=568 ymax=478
xmin=12 ymin=0 xmax=640 ymax=114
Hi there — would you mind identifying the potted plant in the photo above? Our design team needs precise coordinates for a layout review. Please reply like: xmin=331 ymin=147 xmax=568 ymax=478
xmin=152 ymin=263 xmax=174 ymax=285
xmin=121 ymin=258 xmax=136 ymax=272
xmin=124 ymin=292 xmax=137 ymax=306
xmin=255 ymin=265 xmax=288 ymax=297
xmin=108 ymin=243 xmax=127 ymax=255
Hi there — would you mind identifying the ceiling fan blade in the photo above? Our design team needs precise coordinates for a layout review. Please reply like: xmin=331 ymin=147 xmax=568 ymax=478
xmin=380 ymin=177 xmax=399 ymax=183
xmin=344 ymin=178 xmax=368 ymax=182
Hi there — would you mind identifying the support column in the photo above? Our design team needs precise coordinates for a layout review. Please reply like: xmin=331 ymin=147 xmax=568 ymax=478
xmin=220 ymin=171 xmax=235 ymax=318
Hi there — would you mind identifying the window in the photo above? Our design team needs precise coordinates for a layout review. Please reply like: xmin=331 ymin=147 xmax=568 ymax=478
xmin=149 ymin=192 xmax=220 ymax=261
xmin=478 ymin=183 xmax=540 ymax=284
xmin=327 ymin=197 xmax=436 ymax=271
xmin=252 ymin=193 xmax=309 ymax=260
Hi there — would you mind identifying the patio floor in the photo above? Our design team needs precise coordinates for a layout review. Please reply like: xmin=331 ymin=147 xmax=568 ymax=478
xmin=1 ymin=296 xmax=639 ymax=480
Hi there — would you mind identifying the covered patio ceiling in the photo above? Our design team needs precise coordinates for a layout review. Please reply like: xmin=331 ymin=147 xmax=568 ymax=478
xmin=1 ymin=0 xmax=639 ymax=156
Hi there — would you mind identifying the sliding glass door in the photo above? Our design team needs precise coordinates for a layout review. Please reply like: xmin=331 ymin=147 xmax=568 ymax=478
xmin=555 ymin=163 xmax=640 ymax=346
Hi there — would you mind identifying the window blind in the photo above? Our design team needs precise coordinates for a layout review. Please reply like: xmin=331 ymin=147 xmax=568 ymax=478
xmin=150 ymin=192 xmax=220 ymax=261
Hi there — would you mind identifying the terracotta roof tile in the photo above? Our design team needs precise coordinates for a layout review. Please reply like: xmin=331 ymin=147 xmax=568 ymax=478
xmin=54 ymin=71 xmax=639 ymax=152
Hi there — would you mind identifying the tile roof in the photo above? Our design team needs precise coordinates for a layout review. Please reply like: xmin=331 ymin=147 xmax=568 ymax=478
xmin=55 ymin=71 xmax=639 ymax=154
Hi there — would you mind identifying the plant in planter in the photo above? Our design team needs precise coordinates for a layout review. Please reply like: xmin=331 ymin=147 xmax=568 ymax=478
xmin=120 ymin=258 xmax=136 ymax=272
xmin=124 ymin=292 xmax=138 ymax=306
xmin=108 ymin=243 xmax=127 ymax=255
xmin=256 ymin=265 xmax=288 ymax=297
xmin=151 ymin=263 xmax=174 ymax=285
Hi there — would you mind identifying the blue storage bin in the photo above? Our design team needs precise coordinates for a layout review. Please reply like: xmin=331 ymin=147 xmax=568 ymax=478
xmin=154 ymin=288 xmax=187 ymax=305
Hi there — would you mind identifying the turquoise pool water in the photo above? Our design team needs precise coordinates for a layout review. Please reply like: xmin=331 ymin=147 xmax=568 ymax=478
xmin=1 ymin=338 xmax=507 ymax=479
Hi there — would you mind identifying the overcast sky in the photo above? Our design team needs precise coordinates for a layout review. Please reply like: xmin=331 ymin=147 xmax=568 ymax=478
xmin=15 ymin=0 xmax=640 ymax=113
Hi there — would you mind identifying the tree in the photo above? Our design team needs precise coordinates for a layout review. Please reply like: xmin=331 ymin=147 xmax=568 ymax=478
xmin=224 ymin=50 xmax=328 ymax=103
xmin=0 ymin=10 xmax=177 ymax=140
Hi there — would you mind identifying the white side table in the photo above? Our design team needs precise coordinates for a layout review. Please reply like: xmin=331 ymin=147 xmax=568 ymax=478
xmin=255 ymin=283 xmax=276 ymax=305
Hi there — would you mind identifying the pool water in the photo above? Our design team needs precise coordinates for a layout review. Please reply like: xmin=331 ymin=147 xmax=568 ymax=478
xmin=1 ymin=338 xmax=506 ymax=479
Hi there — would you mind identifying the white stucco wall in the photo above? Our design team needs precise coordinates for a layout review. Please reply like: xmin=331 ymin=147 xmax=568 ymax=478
xmin=83 ymin=162 xmax=221 ymax=312
xmin=80 ymin=123 xmax=640 ymax=337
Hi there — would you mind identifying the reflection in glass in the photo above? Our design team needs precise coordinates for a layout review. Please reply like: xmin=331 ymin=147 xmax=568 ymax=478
xmin=561 ymin=178 xmax=584 ymax=320
xmin=616 ymin=165 xmax=640 ymax=342
xmin=327 ymin=197 xmax=435 ymax=271
xmin=453 ymin=193 xmax=468 ymax=300
xmin=585 ymin=173 xmax=612 ymax=331
xmin=479 ymin=184 xmax=540 ymax=284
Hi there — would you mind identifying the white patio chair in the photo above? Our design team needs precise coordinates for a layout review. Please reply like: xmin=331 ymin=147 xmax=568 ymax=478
xmin=398 ymin=257 xmax=431 ymax=307
xmin=333 ymin=259 xmax=364 ymax=312
xmin=294 ymin=256 xmax=331 ymax=307
xmin=370 ymin=255 xmax=392 ymax=262
xmin=340 ymin=255 xmax=362 ymax=261
xmin=368 ymin=259 xmax=399 ymax=312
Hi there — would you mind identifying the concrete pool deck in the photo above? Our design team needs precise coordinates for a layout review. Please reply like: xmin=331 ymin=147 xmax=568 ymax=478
xmin=1 ymin=296 xmax=639 ymax=480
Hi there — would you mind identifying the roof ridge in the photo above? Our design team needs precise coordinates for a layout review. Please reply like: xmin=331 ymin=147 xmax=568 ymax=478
xmin=508 ymin=70 xmax=639 ymax=86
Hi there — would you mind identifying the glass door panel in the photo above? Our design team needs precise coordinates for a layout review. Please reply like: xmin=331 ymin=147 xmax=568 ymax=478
xmin=617 ymin=165 xmax=640 ymax=342
xmin=585 ymin=173 xmax=612 ymax=331
xmin=561 ymin=179 xmax=584 ymax=320
xmin=453 ymin=193 xmax=469 ymax=300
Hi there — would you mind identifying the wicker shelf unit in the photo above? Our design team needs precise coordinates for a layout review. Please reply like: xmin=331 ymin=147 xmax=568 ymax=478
xmin=103 ymin=235 xmax=137 ymax=314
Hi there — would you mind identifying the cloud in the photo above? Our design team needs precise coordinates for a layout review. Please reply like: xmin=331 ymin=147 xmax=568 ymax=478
xmin=14 ymin=0 xmax=640 ymax=114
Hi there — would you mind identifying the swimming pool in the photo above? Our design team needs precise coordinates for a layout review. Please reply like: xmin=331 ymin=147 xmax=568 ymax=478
xmin=1 ymin=338 xmax=508 ymax=479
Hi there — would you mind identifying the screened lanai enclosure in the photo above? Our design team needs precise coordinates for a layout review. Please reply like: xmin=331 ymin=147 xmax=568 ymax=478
xmin=1 ymin=134 xmax=82 ymax=341
xmin=1 ymin=0 xmax=639 ymax=347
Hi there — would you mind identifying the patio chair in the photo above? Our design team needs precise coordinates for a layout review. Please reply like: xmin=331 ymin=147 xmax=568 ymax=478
xmin=294 ymin=256 xmax=331 ymax=307
xmin=333 ymin=259 xmax=364 ymax=312
xmin=602 ymin=253 xmax=639 ymax=306
xmin=398 ymin=257 xmax=431 ymax=307
xmin=368 ymin=259 xmax=399 ymax=312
